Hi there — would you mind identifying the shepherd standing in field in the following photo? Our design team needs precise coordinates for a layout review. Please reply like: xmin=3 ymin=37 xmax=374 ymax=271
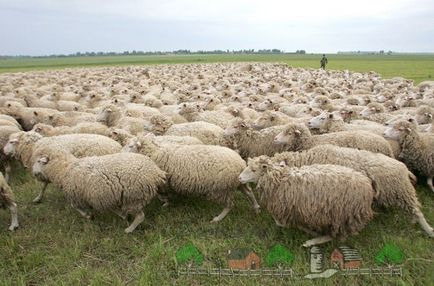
xmin=320 ymin=54 xmax=328 ymax=69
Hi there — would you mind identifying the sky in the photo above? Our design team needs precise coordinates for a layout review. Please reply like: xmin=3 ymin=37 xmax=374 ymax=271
xmin=1 ymin=0 xmax=433 ymax=56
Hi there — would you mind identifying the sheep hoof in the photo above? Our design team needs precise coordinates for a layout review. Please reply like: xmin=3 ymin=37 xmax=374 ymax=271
xmin=124 ymin=227 xmax=134 ymax=234
xmin=254 ymin=206 xmax=261 ymax=214
xmin=162 ymin=202 xmax=170 ymax=208
xmin=210 ymin=217 xmax=221 ymax=223
xmin=32 ymin=197 xmax=42 ymax=204
xmin=8 ymin=223 xmax=19 ymax=231
xmin=85 ymin=214 xmax=93 ymax=220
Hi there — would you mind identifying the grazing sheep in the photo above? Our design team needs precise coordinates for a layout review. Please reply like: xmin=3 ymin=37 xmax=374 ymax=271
xmin=239 ymin=157 xmax=374 ymax=247
xmin=0 ymin=172 xmax=19 ymax=231
xmin=273 ymin=145 xmax=433 ymax=237
xmin=32 ymin=147 xmax=166 ymax=233
xmin=274 ymin=123 xmax=394 ymax=156
xmin=122 ymin=134 xmax=260 ymax=222
xmin=384 ymin=120 xmax=434 ymax=192
xmin=224 ymin=118 xmax=286 ymax=158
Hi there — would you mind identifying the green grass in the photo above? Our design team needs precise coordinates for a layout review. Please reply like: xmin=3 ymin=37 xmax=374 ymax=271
xmin=0 ymin=163 xmax=433 ymax=285
xmin=1 ymin=54 xmax=433 ymax=84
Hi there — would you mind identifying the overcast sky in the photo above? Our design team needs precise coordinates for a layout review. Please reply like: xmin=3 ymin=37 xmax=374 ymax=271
xmin=1 ymin=0 xmax=433 ymax=56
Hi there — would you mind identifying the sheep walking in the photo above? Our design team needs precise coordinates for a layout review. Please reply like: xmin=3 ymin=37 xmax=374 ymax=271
xmin=384 ymin=119 xmax=434 ymax=192
xmin=239 ymin=157 xmax=375 ymax=247
xmin=32 ymin=147 xmax=166 ymax=233
xmin=0 ymin=172 xmax=18 ymax=231
xmin=272 ymin=145 xmax=434 ymax=237
xmin=122 ymin=134 xmax=260 ymax=222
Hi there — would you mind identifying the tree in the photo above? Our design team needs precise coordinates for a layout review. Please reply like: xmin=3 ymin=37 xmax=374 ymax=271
xmin=375 ymin=243 xmax=404 ymax=265
xmin=175 ymin=242 xmax=204 ymax=267
xmin=265 ymin=244 xmax=294 ymax=268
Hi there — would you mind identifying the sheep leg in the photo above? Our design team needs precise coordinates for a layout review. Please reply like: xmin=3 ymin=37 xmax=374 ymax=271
xmin=240 ymin=184 xmax=260 ymax=214
xmin=297 ymin=225 xmax=319 ymax=236
xmin=71 ymin=203 xmax=92 ymax=220
xmin=125 ymin=211 xmax=144 ymax=233
xmin=427 ymin=177 xmax=434 ymax=192
xmin=413 ymin=209 xmax=434 ymax=237
xmin=33 ymin=181 xmax=48 ymax=203
xmin=211 ymin=201 xmax=233 ymax=223
xmin=303 ymin=235 xmax=333 ymax=247
xmin=4 ymin=162 xmax=11 ymax=183
xmin=112 ymin=209 xmax=127 ymax=220
xmin=8 ymin=202 xmax=19 ymax=231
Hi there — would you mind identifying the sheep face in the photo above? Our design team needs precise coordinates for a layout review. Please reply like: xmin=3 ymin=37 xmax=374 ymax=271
xmin=383 ymin=120 xmax=414 ymax=140
xmin=96 ymin=107 xmax=111 ymax=123
xmin=224 ymin=120 xmax=248 ymax=137
xmin=252 ymin=113 xmax=273 ymax=130
xmin=257 ymin=100 xmax=272 ymax=111
xmin=360 ymin=106 xmax=377 ymax=117
xmin=308 ymin=112 xmax=332 ymax=129
xmin=121 ymin=138 xmax=140 ymax=153
xmin=32 ymin=124 xmax=52 ymax=135
xmin=32 ymin=156 xmax=48 ymax=178
xmin=3 ymin=138 xmax=18 ymax=156
xmin=415 ymin=112 xmax=433 ymax=124
xmin=274 ymin=126 xmax=301 ymax=145
xmin=239 ymin=160 xmax=264 ymax=184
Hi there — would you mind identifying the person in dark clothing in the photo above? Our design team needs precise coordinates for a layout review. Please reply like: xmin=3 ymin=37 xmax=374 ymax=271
xmin=320 ymin=54 xmax=328 ymax=69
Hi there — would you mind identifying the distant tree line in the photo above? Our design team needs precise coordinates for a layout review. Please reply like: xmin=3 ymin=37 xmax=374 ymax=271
xmin=1 ymin=49 xmax=311 ymax=59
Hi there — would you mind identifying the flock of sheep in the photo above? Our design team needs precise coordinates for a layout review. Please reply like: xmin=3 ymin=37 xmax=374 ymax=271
xmin=1 ymin=63 xmax=433 ymax=247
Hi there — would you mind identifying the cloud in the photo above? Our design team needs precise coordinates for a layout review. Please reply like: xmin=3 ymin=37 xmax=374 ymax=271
xmin=0 ymin=0 xmax=433 ymax=55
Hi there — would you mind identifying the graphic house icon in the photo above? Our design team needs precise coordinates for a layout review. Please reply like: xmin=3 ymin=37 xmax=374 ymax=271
xmin=227 ymin=249 xmax=260 ymax=270
xmin=330 ymin=246 xmax=362 ymax=269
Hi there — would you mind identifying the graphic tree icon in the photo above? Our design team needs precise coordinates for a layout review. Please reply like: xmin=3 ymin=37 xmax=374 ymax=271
xmin=175 ymin=242 xmax=204 ymax=267
xmin=266 ymin=244 xmax=294 ymax=268
xmin=375 ymin=243 xmax=404 ymax=265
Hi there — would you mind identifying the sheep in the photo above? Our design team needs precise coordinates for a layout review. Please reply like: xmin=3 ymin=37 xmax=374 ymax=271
xmin=31 ymin=147 xmax=166 ymax=233
xmin=178 ymin=102 xmax=234 ymax=128
xmin=0 ymin=125 xmax=21 ymax=182
xmin=414 ymin=105 xmax=433 ymax=125
xmin=143 ymin=114 xmax=174 ymax=135
xmin=239 ymin=156 xmax=375 ymax=247
xmin=165 ymin=121 xmax=228 ymax=146
xmin=43 ymin=111 xmax=96 ymax=127
xmin=0 ymin=172 xmax=19 ymax=231
xmin=224 ymin=118 xmax=287 ymax=158
xmin=252 ymin=111 xmax=292 ymax=130
xmin=4 ymin=131 xmax=122 ymax=203
xmin=108 ymin=128 xmax=203 ymax=146
xmin=384 ymin=119 xmax=434 ymax=192
xmin=274 ymin=122 xmax=394 ymax=156
xmin=309 ymin=95 xmax=335 ymax=111
xmin=96 ymin=104 xmax=146 ymax=135
xmin=359 ymin=102 xmax=394 ymax=124
xmin=272 ymin=145 xmax=433 ymax=237
xmin=122 ymin=134 xmax=260 ymax=222
xmin=4 ymin=101 xmax=59 ymax=131
xmin=32 ymin=122 xmax=109 ymax=136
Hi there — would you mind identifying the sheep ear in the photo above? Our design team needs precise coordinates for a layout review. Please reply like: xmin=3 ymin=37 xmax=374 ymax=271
xmin=406 ymin=127 xmax=412 ymax=132
xmin=370 ymin=107 xmax=376 ymax=111
xmin=10 ymin=139 xmax=19 ymax=144
xmin=294 ymin=129 xmax=301 ymax=135
xmin=106 ymin=108 xmax=112 ymax=113
xmin=39 ymin=157 xmax=49 ymax=164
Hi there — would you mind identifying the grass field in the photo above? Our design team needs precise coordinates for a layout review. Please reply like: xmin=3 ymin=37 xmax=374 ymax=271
xmin=0 ymin=55 xmax=434 ymax=285
xmin=1 ymin=54 xmax=434 ymax=84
